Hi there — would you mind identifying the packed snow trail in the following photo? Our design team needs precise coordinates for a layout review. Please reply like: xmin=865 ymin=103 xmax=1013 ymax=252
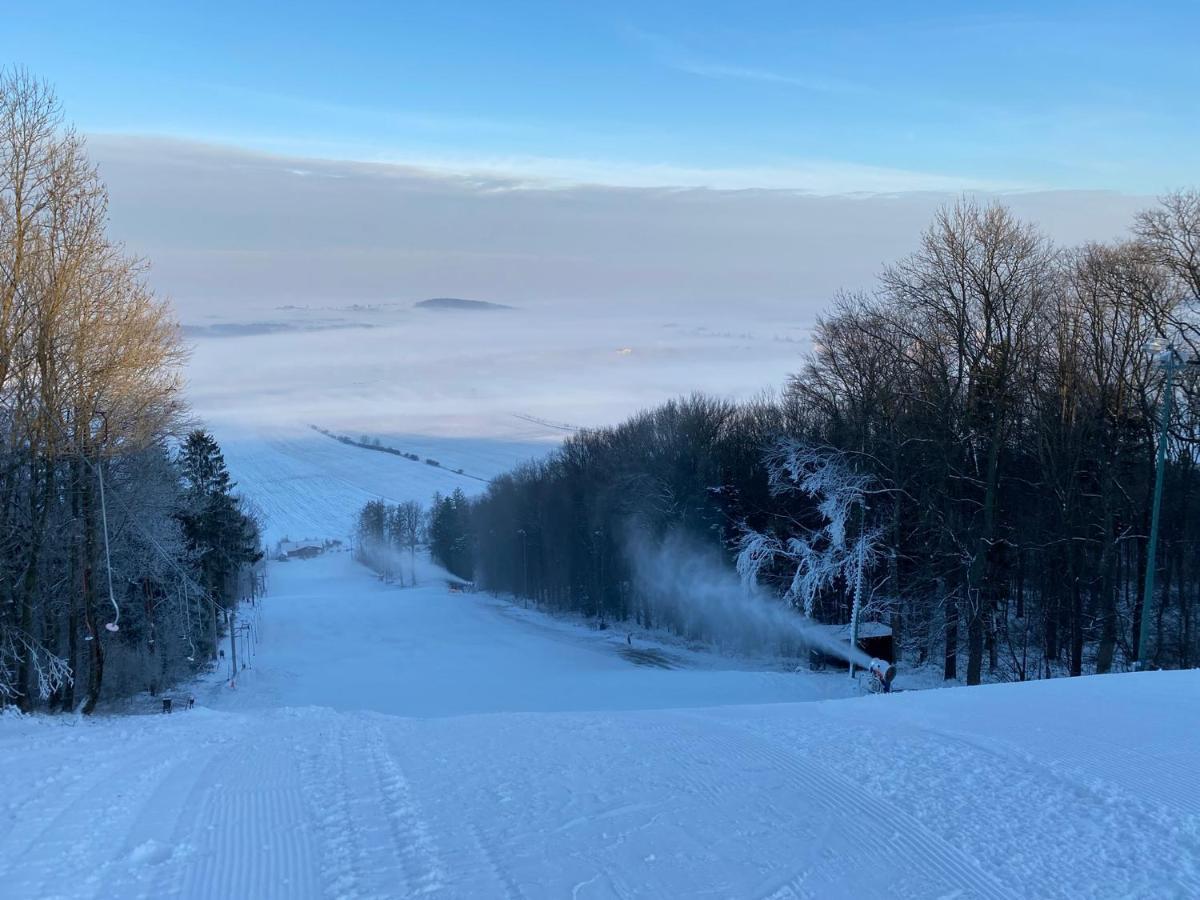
xmin=1 ymin=554 xmax=1197 ymax=899
xmin=208 ymin=552 xmax=849 ymax=717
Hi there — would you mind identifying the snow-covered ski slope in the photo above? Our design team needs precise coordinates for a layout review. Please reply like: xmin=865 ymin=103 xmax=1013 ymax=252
xmin=216 ymin=426 xmax=551 ymax=545
xmin=2 ymin=551 xmax=1197 ymax=900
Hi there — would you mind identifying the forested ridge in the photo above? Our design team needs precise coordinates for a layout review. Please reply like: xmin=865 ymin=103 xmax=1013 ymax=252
xmin=0 ymin=72 xmax=261 ymax=712
xmin=447 ymin=195 xmax=1200 ymax=684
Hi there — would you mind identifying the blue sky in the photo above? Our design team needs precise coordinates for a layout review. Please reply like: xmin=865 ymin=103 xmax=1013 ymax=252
xmin=5 ymin=1 xmax=1197 ymax=192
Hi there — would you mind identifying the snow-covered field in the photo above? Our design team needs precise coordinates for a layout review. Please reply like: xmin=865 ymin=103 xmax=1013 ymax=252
xmin=216 ymin=427 xmax=550 ymax=546
xmin=2 ymin=549 xmax=1197 ymax=899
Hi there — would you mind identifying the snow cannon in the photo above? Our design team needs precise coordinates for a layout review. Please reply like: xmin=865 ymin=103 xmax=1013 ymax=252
xmin=868 ymin=658 xmax=896 ymax=691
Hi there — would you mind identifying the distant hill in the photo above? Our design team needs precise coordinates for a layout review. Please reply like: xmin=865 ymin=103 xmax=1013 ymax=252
xmin=414 ymin=297 xmax=514 ymax=312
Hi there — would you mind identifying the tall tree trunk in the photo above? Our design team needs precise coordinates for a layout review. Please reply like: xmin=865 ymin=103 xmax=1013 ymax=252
xmin=966 ymin=431 xmax=1003 ymax=685
xmin=144 ymin=579 xmax=158 ymax=696
xmin=1044 ymin=566 xmax=1059 ymax=673
xmin=1177 ymin=549 xmax=1189 ymax=668
xmin=16 ymin=455 xmax=44 ymax=711
xmin=967 ymin=595 xmax=984 ymax=684
xmin=1094 ymin=504 xmax=1119 ymax=673
xmin=1069 ymin=576 xmax=1083 ymax=677
xmin=987 ymin=599 xmax=998 ymax=674
xmin=1154 ymin=538 xmax=1172 ymax=668
xmin=1131 ymin=492 xmax=1151 ymax=662
xmin=81 ymin=458 xmax=104 ymax=715
xmin=1015 ymin=551 xmax=1025 ymax=620
xmin=942 ymin=578 xmax=958 ymax=680
xmin=64 ymin=457 xmax=83 ymax=711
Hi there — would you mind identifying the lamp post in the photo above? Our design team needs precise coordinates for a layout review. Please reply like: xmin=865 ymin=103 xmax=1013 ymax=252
xmin=1138 ymin=343 xmax=1198 ymax=667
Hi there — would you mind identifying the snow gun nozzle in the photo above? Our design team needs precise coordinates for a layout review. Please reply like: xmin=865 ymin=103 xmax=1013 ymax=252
xmin=869 ymin=658 xmax=896 ymax=688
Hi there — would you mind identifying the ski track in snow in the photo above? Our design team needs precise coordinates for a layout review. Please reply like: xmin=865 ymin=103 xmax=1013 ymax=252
xmin=291 ymin=713 xmax=444 ymax=900
xmin=168 ymin=726 xmax=318 ymax=900
xmin=2 ymin=431 xmax=1198 ymax=899
xmin=661 ymin=713 xmax=1013 ymax=900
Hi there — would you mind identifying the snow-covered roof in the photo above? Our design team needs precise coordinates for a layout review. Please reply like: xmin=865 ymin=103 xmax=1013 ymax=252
xmin=278 ymin=539 xmax=324 ymax=553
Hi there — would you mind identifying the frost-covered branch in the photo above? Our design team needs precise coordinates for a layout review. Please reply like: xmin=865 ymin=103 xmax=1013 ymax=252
xmin=0 ymin=627 xmax=74 ymax=702
xmin=737 ymin=440 xmax=888 ymax=620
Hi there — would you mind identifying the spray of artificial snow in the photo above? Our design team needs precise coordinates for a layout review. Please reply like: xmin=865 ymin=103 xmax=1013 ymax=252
xmin=355 ymin=541 xmax=471 ymax=587
xmin=627 ymin=529 xmax=874 ymax=668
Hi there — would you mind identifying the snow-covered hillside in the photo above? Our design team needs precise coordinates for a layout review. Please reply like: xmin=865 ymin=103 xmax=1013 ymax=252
xmin=1 ymin=551 xmax=1196 ymax=899
xmin=215 ymin=426 xmax=550 ymax=545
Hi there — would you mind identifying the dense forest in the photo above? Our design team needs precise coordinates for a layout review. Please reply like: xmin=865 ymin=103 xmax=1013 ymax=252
xmin=0 ymin=72 xmax=261 ymax=712
xmin=444 ymin=194 xmax=1200 ymax=684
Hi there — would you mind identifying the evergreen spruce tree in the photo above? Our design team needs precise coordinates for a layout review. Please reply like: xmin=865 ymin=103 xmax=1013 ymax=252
xmin=177 ymin=430 xmax=262 ymax=658
xmin=429 ymin=489 xmax=474 ymax=580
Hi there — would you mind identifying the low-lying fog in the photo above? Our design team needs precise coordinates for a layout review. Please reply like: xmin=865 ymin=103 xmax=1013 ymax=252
xmin=91 ymin=136 xmax=1150 ymax=439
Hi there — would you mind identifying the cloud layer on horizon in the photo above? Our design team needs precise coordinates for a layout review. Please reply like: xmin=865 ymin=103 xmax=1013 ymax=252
xmin=89 ymin=135 xmax=1153 ymax=321
xmin=86 ymin=135 xmax=1161 ymax=439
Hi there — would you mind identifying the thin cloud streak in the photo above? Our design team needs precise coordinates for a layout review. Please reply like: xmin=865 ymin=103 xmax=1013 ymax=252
xmin=91 ymin=131 xmax=1025 ymax=195
xmin=668 ymin=59 xmax=866 ymax=96
xmin=628 ymin=26 xmax=868 ymax=97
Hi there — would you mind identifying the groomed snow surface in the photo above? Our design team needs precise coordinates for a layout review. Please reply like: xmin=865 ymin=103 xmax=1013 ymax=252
xmin=1 ymin=550 xmax=1197 ymax=899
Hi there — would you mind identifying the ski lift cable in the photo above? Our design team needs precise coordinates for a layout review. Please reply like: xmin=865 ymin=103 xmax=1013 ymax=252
xmin=9 ymin=392 xmax=266 ymax=681
xmin=84 ymin=447 xmax=227 ymax=613
xmin=8 ymin=392 xmax=231 ymax=615
xmin=95 ymin=456 xmax=121 ymax=633
xmin=181 ymin=583 xmax=197 ymax=662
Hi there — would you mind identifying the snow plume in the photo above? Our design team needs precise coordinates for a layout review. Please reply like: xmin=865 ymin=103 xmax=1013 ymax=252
xmin=626 ymin=529 xmax=874 ymax=668
xmin=355 ymin=541 xmax=470 ymax=588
